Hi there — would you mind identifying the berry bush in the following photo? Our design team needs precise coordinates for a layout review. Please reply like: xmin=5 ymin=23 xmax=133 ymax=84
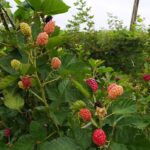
xmin=0 ymin=0 xmax=150 ymax=150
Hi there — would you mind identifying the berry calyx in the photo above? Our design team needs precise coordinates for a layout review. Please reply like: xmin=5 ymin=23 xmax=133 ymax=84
xmin=51 ymin=57 xmax=61 ymax=69
xmin=95 ymin=107 xmax=107 ymax=118
xmin=45 ymin=16 xmax=53 ymax=23
xmin=4 ymin=128 xmax=11 ymax=137
xmin=79 ymin=108 xmax=92 ymax=122
xmin=92 ymin=129 xmax=106 ymax=146
xmin=18 ymin=81 xmax=25 ymax=89
xmin=85 ymin=78 xmax=98 ymax=93
xmin=94 ymin=101 xmax=103 ymax=108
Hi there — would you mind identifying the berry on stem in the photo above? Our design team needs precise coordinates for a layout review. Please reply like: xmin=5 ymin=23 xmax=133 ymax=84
xmin=36 ymin=32 xmax=48 ymax=46
xmin=44 ymin=20 xmax=55 ymax=34
xmin=18 ymin=76 xmax=32 ymax=89
xmin=4 ymin=128 xmax=11 ymax=137
xmin=10 ymin=59 xmax=21 ymax=70
xmin=85 ymin=78 xmax=98 ymax=93
xmin=51 ymin=57 xmax=61 ymax=69
xmin=92 ymin=129 xmax=106 ymax=146
xmin=143 ymin=74 xmax=150 ymax=81
xmin=107 ymin=83 xmax=123 ymax=99
xmin=20 ymin=22 xmax=31 ymax=37
xmin=79 ymin=108 xmax=92 ymax=122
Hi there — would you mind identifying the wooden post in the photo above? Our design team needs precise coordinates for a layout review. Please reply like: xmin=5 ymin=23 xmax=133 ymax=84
xmin=130 ymin=0 xmax=140 ymax=30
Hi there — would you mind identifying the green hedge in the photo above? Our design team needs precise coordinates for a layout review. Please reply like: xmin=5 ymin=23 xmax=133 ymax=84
xmin=62 ymin=30 xmax=150 ymax=75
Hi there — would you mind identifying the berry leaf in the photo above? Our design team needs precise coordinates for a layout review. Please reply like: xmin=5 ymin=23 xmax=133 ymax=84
xmin=37 ymin=137 xmax=80 ymax=150
xmin=4 ymin=92 xmax=24 ymax=111
xmin=0 ymin=75 xmax=18 ymax=90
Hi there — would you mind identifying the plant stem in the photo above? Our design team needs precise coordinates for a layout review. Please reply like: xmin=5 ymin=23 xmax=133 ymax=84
xmin=29 ymin=89 xmax=43 ymax=102
xmin=43 ymin=131 xmax=56 ymax=141
xmin=31 ymin=49 xmax=48 ymax=107
xmin=93 ymin=94 xmax=96 ymax=103
xmin=45 ymin=71 xmax=54 ymax=81
xmin=0 ymin=8 xmax=10 ymax=31
xmin=2 ymin=7 xmax=16 ymax=30
xmin=103 ymin=113 xmax=114 ymax=120
xmin=43 ymin=76 xmax=61 ymax=86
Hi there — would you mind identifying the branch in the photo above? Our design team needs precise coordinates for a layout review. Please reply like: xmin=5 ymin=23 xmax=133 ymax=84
xmin=0 ymin=8 xmax=10 ymax=31
xmin=2 ymin=7 xmax=16 ymax=30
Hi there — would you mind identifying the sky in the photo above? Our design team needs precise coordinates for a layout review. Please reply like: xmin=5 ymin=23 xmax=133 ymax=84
xmin=7 ymin=0 xmax=150 ymax=30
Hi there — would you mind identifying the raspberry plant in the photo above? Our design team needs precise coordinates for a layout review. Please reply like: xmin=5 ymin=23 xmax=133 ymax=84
xmin=0 ymin=0 xmax=150 ymax=150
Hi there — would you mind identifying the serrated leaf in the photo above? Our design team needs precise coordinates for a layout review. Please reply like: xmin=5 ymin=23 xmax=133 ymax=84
xmin=111 ymin=99 xmax=137 ymax=115
xmin=0 ymin=75 xmax=18 ymax=90
xmin=58 ymin=79 xmax=69 ymax=95
xmin=110 ymin=126 xmax=150 ymax=150
xmin=13 ymin=135 xmax=35 ymax=150
xmin=37 ymin=137 xmax=80 ymax=150
xmin=4 ymin=92 xmax=24 ymax=111
xmin=29 ymin=121 xmax=47 ymax=141
xmin=20 ymin=63 xmax=31 ymax=75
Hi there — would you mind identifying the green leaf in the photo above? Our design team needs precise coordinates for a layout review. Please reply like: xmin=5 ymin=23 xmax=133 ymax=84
xmin=29 ymin=121 xmax=47 ymax=141
xmin=0 ymin=142 xmax=9 ymax=150
xmin=41 ymin=0 xmax=70 ymax=14
xmin=20 ymin=63 xmax=31 ymax=75
xmin=27 ymin=0 xmax=70 ymax=15
xmin=71 ymin=126 xmax=92 ymax=150
xmin=0 ymin=75 xmax=18 ymax=90
xmin=110 ymin=99 xmax=137 ymax=115
xmin=110 ymin=126 xmax=150 ymax=150
xmin=37 ymin=137 xmax=80 ymax=150
xmin=13 ymin=135 xmax=35 ymax=150
xmin=47 ymin=35 xmax=65 ymax=49
xmin=71 ymin=79 xmax=90 ymax=98
xmin=4 ymin=92 xmax=24 ymax=111
xmin=26 ymin=0 xmax=41 ymax=10
xmin=58 ymin=79 xmax=69 ymax=95
xmin=111 ymin=142 xmax=128 ymax=150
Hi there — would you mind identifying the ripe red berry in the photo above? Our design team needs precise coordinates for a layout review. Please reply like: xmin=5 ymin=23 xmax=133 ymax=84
xmin=92 ymin=129 xmax=106 ymax=146
xmin=85 ymin=78 xmax=98 ymax=93
xmin=79 ymin=108 xmax=92 ymax=121
xmin=4 ymin=128 xmax=11 ymax=137
xmin=143 ymin=74 xmax=150 ymax=81
xmin=21 ymin=76 xmax=32 ymax=89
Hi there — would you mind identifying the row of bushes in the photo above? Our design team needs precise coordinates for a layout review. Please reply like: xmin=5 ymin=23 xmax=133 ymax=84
xmin=61 ymin=29 xmax=150 ymax=75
